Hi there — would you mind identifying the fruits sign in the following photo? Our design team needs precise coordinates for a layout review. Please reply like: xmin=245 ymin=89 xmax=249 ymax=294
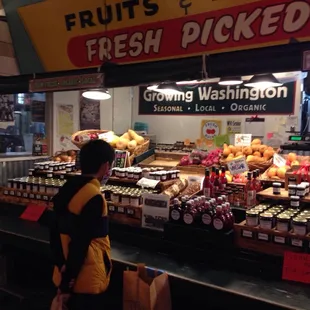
xmin=201 ymin=120 xmax=221 ymax=141
xmin=8 ymin=0 xmax=310 ymax=73
xmin=227 ymin=157 xmax=249 ymax=175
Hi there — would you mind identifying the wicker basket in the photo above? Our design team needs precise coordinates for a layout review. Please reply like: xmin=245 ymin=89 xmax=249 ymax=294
xmin=71 ymin=130 xmax=109 ymax=149
xmin=133 ymin=139 xmax=150 ymax=156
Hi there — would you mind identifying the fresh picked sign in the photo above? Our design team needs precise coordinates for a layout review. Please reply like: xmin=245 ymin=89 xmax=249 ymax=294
xmin=15 ymin=0 xmax=310 ymax=72
xmin=139 ymin=82 xmax=295 ymax=115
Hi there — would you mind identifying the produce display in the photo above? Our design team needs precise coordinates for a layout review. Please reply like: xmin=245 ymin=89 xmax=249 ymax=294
xmin=52 ymin=150 xmax=77 ymax=163
xmin=222 ymin=139 xmax=275 ymax=163
xmin=179 ymin=148 xmax=222 ymax=167
xmin=72 ymin=129 xmax=148 ymax=155
xmin=261 ymin=152 xmax=307 ymax=181
xmin=156 ymin=141 xmax=195 ymax=153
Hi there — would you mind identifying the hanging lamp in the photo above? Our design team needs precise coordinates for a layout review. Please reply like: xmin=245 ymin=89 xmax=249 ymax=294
xmin=244 ymin=74 xmax=282 ymax=88
xmin=218 ymin=76 xmax=243 ymax=86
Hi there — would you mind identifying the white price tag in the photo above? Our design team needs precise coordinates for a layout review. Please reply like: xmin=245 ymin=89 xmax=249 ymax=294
xmin=235 ymin=134 xmax=252 ymax=146
xmin=291 ymin=238 xmax=303 ymax=247
xmin=273 ymin=153 xmax=286 ymax=168
xmin=98 ymin=131 xmax=114 ymax=142
xmin=242 ymin=230 xmax=253 ymax=238
xmin=137 ymin=177 xmax=160 ymax=189
xmin=258 ymin=233 xmax=269 ymax=241
xmin=274 ymin=236 xmax=285 ymax=244
xmin=227 ymin=157 xmax=248 ymax=175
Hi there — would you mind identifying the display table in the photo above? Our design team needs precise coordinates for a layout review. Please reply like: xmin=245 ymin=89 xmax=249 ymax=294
xmin=0 ymin=202 xmax=309 ymax=309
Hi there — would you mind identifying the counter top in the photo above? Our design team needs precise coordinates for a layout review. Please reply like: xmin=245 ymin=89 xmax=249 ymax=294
xmin=0 ymin=153 xmax=48 ymax=161
xmin=0 ymin=214 xmax=309 ymax=309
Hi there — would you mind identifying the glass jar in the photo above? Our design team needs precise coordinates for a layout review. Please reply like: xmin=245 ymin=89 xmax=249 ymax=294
xmin=296 ymin=185 xmax=306 ymax=197
xmin=259 ymin=212 xmax=274 ymax=230
xmin=288 ymin=185 xmax=297 ymax=196
xmin=290 ymin=196 xmax=300 ymax=209
xmin=7 ymin=179 xmax=13 ymax=188
xmin=175 ymin=170 xmax=180 ymax=178
xmin=46 ymin=171 xmax=53 ymax=179
xmin=127 ymin=169 xmax=134 ymax=179
xmin=292 ymin=217 xmax=307 ymax=236
xmin=121 ymin=194 xmax=130 ymax=205
xmin=160 ymin=172 xmax=167 ymax=182
xmin=276 ymin=213 xmax=290 ymax=232
xmin=66 ymin=165 xmax=73 ymax=173
xmin=28 ymin=169 xmax=35 ymax=176
xmin=133 ymin=171 xmax=140 ymax=180
xmin=288 ymin=177 xmax=297 ymax=186
xmin=272 ymin=182 xmax=281 ymax=195
xmin=154 ymin=172 xmax=161 ymax=181
xmin=44 ymin=162 xmax=50 ymax=170
xmin=111 ymin=192 xmax=120 ymax=204
xmin=301 ymin=182 xmax=310 ymax=195
xmin=130 ymin=195 xmax=140 ymax=207
xmin=246 ymin=210 xmax=259 ymax=227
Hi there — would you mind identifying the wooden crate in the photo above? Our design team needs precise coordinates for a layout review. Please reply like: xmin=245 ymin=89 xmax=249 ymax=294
xmin=234 ymin=220 xmax=310 ymax=256
xmin=107 ymin=202 xmax=142 ymax=227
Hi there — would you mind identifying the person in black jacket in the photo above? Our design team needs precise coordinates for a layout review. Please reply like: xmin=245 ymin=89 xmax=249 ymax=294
xmin=50 ymin=140 xmax=115 ymax=310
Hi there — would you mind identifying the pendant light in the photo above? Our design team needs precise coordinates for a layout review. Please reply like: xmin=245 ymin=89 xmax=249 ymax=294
xmin=82 ymin=88 xmax=111 ymax=100
xmin=156 ymin=82 xmax=183 ymax=95
xmin=218 ymin=76 xmax=243 ymax=86
xmin=244 ymin=74 xmax=282 ymax=88
xmin=147 ymin=84 xmax=159 ymax=91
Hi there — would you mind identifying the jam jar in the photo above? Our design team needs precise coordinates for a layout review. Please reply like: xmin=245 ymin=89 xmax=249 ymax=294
xmin=276 ymin=213 xmax=290 ymax=232
xmin=259 ymin=212 xmax=274 ymax=230
xmin=292 ymin=217 xmax=307 ymax=236
xmin=246 ymin=210 xmax=259 ymax=227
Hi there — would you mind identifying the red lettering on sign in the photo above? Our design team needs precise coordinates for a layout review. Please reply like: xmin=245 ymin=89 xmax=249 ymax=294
xmin=67 ymin=0 xmax=310 ymax=68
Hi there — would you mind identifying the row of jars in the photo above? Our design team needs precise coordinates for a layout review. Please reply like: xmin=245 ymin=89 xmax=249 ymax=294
xmin=246 ymin=204 xmax=310 ymax=235
xmin=7 ymin=176 xmax=66 ymax=196
xmin=34 ymin=161 xmax=77 ymax=172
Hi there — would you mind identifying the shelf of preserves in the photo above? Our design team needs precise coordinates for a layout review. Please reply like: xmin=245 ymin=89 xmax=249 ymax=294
xmin=257 ymin=187 xmax=310 ymax=202
xmin=234 ymin=220 xmax=310 ymax=256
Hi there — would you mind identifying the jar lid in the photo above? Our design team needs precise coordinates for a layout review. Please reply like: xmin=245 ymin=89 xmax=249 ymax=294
xmin=277 ymin=213 xmax=291 ymax=220
xmin=246 ymin=210 xmax=259 ymax=217
xmin=272 ymin=182 xmax=282 ymax=187
xmin=290 ymin=196 xmax=300 ymax=200
xmin=288 ymin=185 xmax=297 ymax=189
xmin=260 ymin=212 xmax=274 ymax=219
xmin=293 ymin=217 xmax=307 ymax=224
xmin=296 ymin=184 xmax=306 ymax=189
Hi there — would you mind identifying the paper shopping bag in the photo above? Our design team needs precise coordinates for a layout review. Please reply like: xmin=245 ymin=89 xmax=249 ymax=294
xmin=123 ymin=264 xmax=172 ymax=310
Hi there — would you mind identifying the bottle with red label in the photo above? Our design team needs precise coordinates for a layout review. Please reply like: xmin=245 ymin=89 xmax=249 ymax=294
xmin=213 ymin=168 xmax=221 ymax=196
xmin=170 ymin=198 xmax=182 ymax=223
xmin=253 ymin=170 xmax=262 ymax=193
xmin=201 ymin=201 xmax=214 ymax=228
xmin=212 ymin=205 xmax=228 ymax=231
xmin=223 ymin=202 xmax=234 ymax=229
xmin=202 ymin=169 xmax=213 ymax=198
xmin=183 ymin=200 xmax=197 ymax=225
xmin=220 ymin=167 xmax=227 ymax=189
xmin=245 ymin=172 xmax=256 ymax=208
xmin=210 ymin=166 xmax=216 ymax=184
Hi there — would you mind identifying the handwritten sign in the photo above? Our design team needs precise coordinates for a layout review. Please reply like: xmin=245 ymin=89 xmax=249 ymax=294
xmin=142 ymin=193 xmax=170 ymax=231
xmin=273 ymin=153 xmax=286 ymax=168
xmin=114 ymin=150 xmax=129 ymax=168
xmin=235 ymin=134 xmax=252 ymax=146
xmin=282 ymin=251 xmax=310 ymax=284
xmin=20 ymin=203 xmax=47 ymax=222
xmin=227 ymin=157 xmax=248 ymax=175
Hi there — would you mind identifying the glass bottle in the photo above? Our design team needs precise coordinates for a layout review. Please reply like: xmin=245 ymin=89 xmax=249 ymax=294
xmin=245 ymin=172 xmax=256 ymax=208
xmin=220 ymin=166 xmax=227 ymax=189
xmin=170 ymin=198 xmax=182 ymax=222
xmin=202 ymin=169 xmax=213 ymax=198
xmin=212 ymin=205 xmax=228 ymax=231
xmin=213 ymin=168 xmax=221 ymax=196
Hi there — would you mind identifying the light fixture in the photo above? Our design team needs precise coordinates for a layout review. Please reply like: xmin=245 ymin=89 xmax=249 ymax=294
xmin=82 ymin=88 xmax=111 ymax=100
xmin=176 ymin=80 xmax=199 ymax=85
xmin=244 ymin=74 xmax=283 ymax=88
xmin=147 ymin=84 xmax=159 ymax=91
xmin=156 ymin=82 xmax=183 ymax=95
xmin=218 ymin=76 xmax=243 ymax=86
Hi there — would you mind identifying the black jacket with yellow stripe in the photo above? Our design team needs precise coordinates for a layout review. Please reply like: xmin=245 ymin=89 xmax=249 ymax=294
xmin=50 ymin=176 xmax=111 ymax=294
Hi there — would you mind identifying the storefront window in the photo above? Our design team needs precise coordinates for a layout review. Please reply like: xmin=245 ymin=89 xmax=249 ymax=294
xmin=0 ymin=93 xmax=46 ymax=154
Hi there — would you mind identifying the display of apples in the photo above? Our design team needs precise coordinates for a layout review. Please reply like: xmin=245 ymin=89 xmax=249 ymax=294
xmin=179 ymin=148 xmax=222 ymax=167
xmin=74 ymin=132 xmax=99 ymax=142
xmin=222 ymin=139 xmax=275 ymax=163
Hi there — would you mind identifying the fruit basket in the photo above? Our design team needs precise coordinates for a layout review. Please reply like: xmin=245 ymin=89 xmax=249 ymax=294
xmin=71 ymin=129 xmax=110 ymax=149
xmin=53 ymin=150 xmax=77 ymax=162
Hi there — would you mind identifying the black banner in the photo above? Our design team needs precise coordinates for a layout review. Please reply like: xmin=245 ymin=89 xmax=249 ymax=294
xmin=139 ymin=82 xmax=296 ymax=115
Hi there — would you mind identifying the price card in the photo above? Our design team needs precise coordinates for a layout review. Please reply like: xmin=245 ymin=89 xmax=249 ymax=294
xmin=142 ymin=193 xmax=170 ymax=231
xmin=235 ymin=134 xmax=252 ymax=146
xmin=137 ymin=177 xmax=160 ymax=189
xmin=113 ymin=150 xmax=129 ymax=168
xmin=20 ymin=203 xmax=47 ymax=222
xmin=273 ymin=153 xmax=286 ymax=168
xmin=282 ymin=251 xmax=310 ymax=284
xmin=227 ymin=157 xmax=249 ymax=175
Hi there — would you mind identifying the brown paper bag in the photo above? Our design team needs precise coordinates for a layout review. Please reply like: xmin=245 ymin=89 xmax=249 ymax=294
xmin=123 ymin=264 xmax=172 ymax=310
